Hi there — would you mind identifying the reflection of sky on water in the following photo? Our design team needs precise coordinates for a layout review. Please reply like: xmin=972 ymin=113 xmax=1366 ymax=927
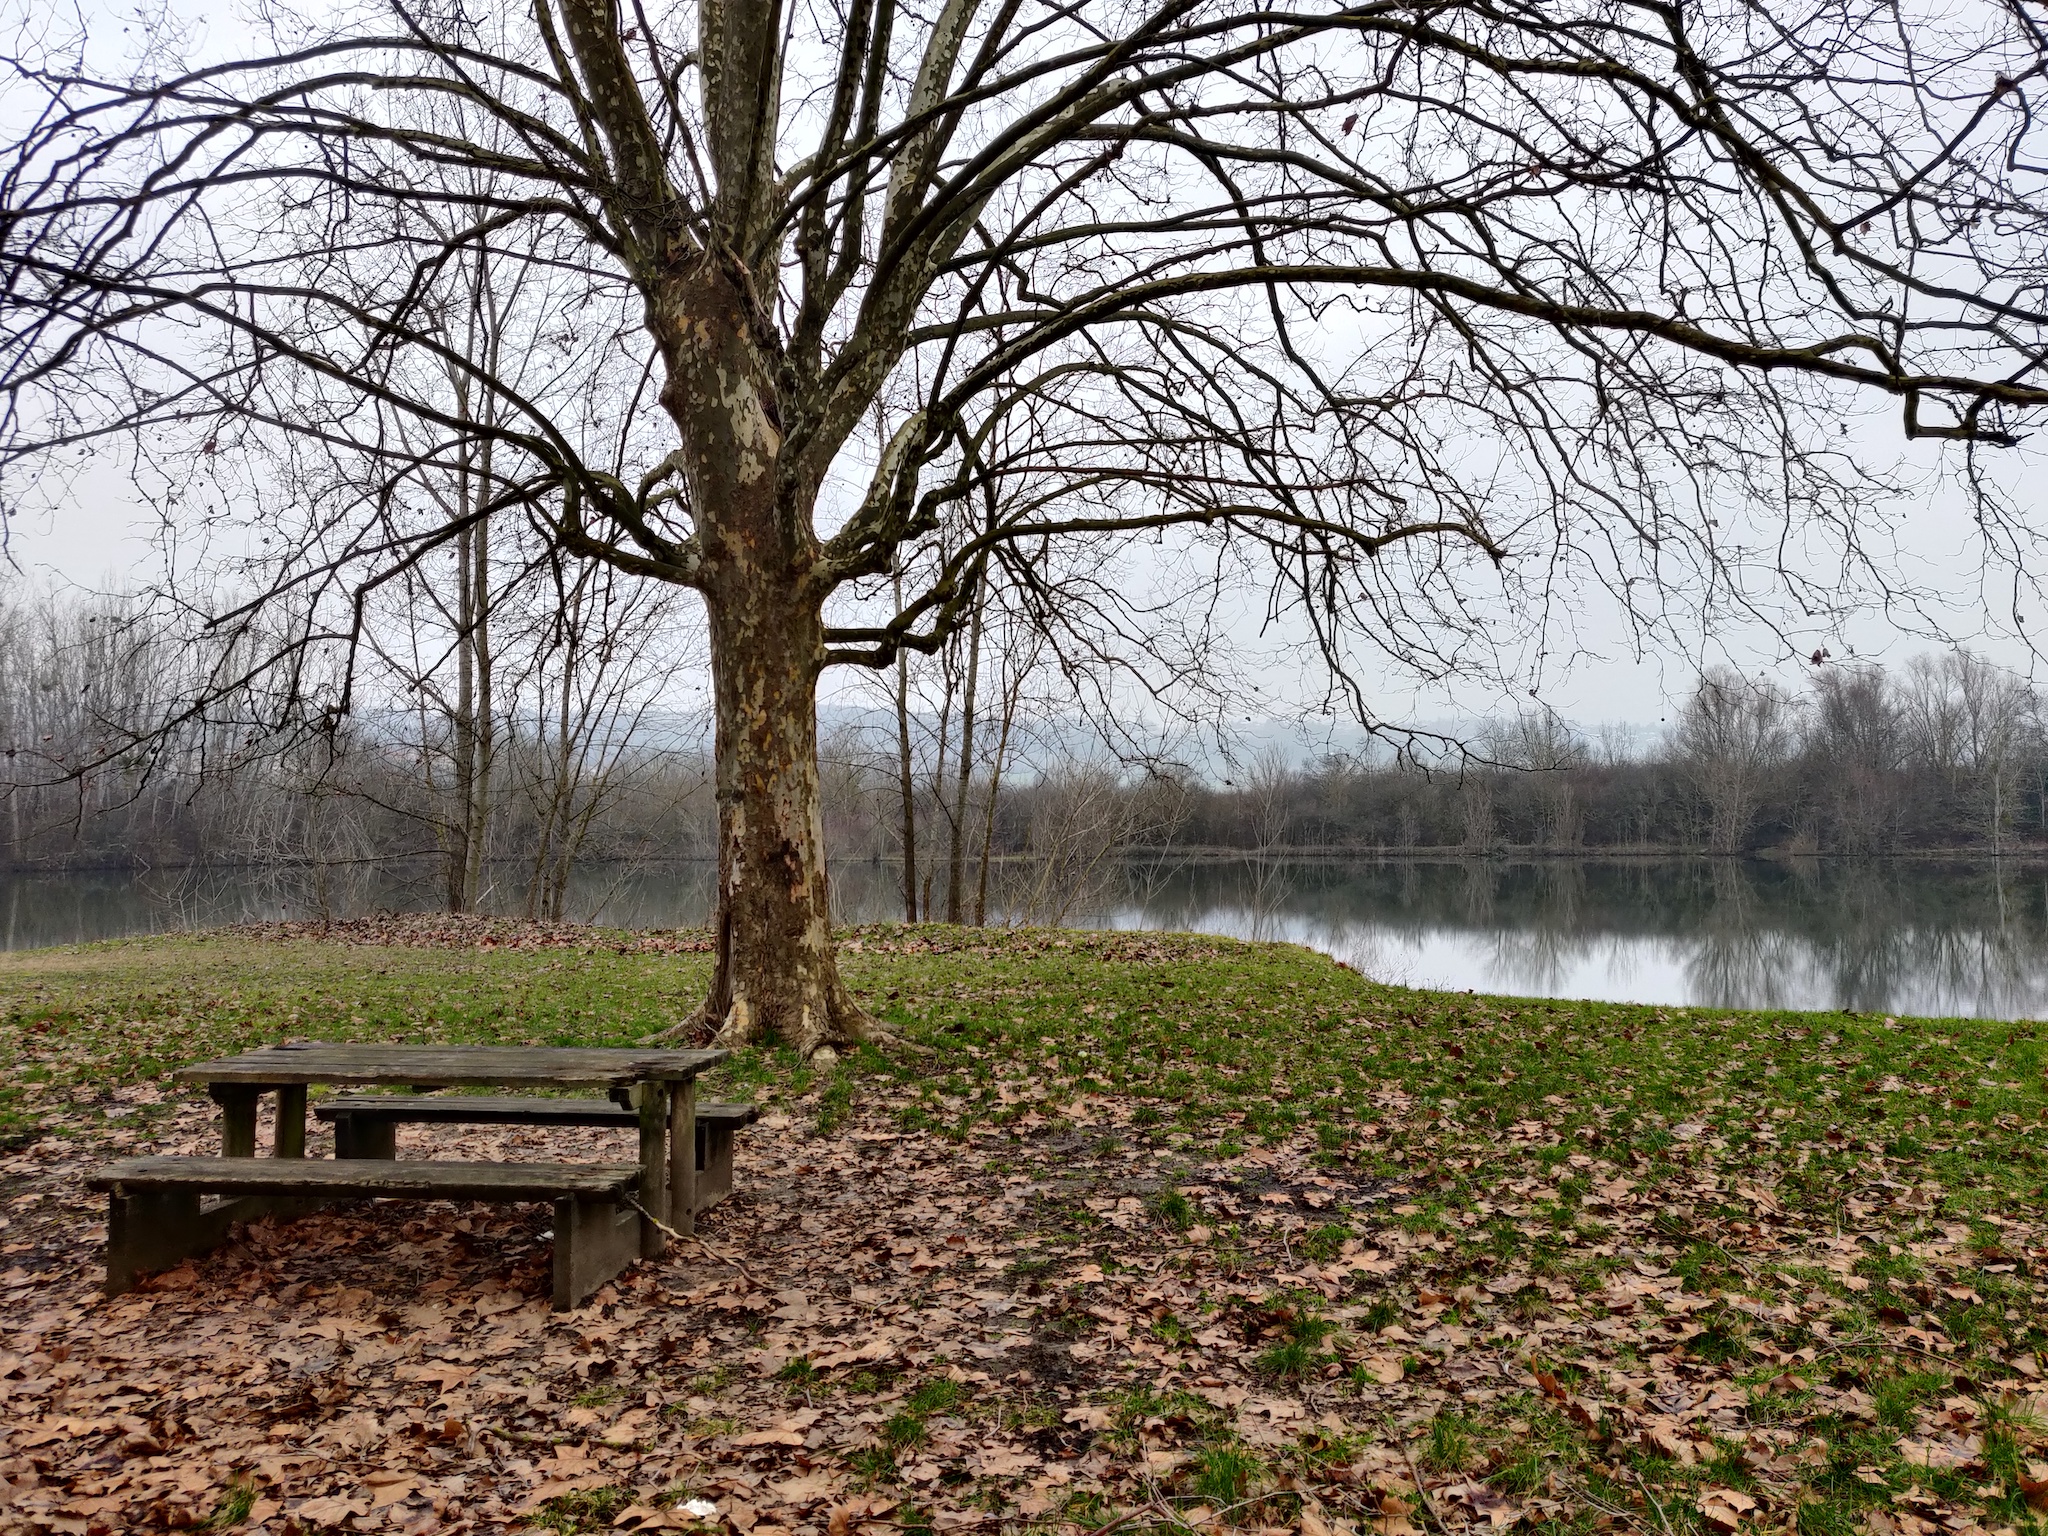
xmin=1101 ymin=904 xmax=2048 ymax=1018
xmin=8 ymin=857 xmax=2048 ymax=1021
xmin=1095 ymin=860 xmax=2048 ymax=1019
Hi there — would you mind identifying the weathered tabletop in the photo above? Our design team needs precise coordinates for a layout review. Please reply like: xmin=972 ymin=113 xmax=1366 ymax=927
xmin=173 ymin=1043 xmax=727 ymax=1089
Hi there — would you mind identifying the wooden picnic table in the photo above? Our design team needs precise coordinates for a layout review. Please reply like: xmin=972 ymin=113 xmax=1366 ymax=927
xmin=172 ymin=1043 xmax=728 ymax=1248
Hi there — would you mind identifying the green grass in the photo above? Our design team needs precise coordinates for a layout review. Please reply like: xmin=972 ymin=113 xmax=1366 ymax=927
xmin=3 ymin=923 xmax=2047 ymax=1536
xmin=1421 ymin=1411 xmax=1476 ymax=1473
xmin=1155 ymin=1189 xmax=1197 ymax=1229
xmin=207 ymin=1479 xmax=257 ymax=1529
xmin=4 ymin=926 xmax=2046 ymax=1227
xmin=1253 ymin=1297 xmax=1338 ymax=1380
xmin=1189 ymin=1446 xmax=1261 ymax=1506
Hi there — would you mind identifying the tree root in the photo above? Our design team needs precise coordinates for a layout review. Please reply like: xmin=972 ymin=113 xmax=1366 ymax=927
xmin=641 ymin=978 xmax=910 ymax=1060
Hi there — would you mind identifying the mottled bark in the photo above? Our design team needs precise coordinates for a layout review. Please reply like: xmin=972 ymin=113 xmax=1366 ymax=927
xmin=695 ymin=581 xmax=873 ymax=1058
xmin=650 ymin=265 xmax=877 ymax=1058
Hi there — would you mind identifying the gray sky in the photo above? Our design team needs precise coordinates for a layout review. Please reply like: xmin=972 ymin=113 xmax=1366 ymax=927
xmin=7 ymin=0 xmax=2043 ymax=738
xmin=8 ymin=407 xmax=2044 ymax=735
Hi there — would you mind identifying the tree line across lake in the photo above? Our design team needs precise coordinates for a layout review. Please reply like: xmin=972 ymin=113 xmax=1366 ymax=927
xmin=2 ymin=585 xmax=2042 ymax=924
xmin=1170 ymin=653 xmax=2048 ymax=862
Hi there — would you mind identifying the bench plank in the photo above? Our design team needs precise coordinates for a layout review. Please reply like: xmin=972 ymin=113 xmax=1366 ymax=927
xmin=175 ymin=1044 xmax=727 ymax=1090
xmin=313 ymin=1096 xmax=759 ymax=1126
xmin=89 ymin=1156 xmax=638 ymax=1201
xmin=90 ymin=1157 xmax=647 ymax=1309
xmin=312 ymin=1097 xmax=760 ymax=1211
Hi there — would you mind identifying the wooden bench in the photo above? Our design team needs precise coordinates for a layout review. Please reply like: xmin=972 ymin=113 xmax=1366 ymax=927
xmin=315 ymin=1096 xmax=760 ymax=1209
xmin=87 ymin=1157 xmax=643 ymax=1310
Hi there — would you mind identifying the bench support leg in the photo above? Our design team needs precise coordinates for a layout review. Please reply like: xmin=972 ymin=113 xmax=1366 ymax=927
xmin=331 ymin=1115 xmax=397 ymax=1160
xmin=552 ymin=1194 xmax=639 ymax=1310
xmin=210 ymin=1085 xmax=260 ymax=1158
xmin=696 ymin=1124 xmax=736 ymax=1212
xmin=105 ymin=1189 xmax=236 ymax=1296
xmin=633 ymin=1084 xmax=670 ymax=1258
xmin=274 ymin=1085 xmax=306 ymax=1159
xmin=105 ymin=1189 xmax=331 ymax=1294
xmin=668 ymin=1082 xmax=697 ymax=1235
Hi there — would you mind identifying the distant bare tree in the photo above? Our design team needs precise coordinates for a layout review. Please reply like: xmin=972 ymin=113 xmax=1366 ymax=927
xmin=1673 ymin=670 xmax=1799 ymax=854
xmin=1237 ymin=745 xmax=1297 ymax=927
xmin=1004 ymin=751 xmax=1175 ymax=928
xmin=1485 ymin=712 xmax=1588 ymax=849
xmin=1802 ymin=665 xmax=1906 ymax=852
xmin=1902 ymin=651 xmax=2040 ymax=852
xmin=1459 ymin=778 xmax=1499 ymax=855
xmin=510 ymin=561 xmax=692 ymax=919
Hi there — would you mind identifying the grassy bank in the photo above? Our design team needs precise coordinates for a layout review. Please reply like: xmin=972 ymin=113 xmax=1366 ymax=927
xmin=0 ymin=922 xmax=2044 ymax=1536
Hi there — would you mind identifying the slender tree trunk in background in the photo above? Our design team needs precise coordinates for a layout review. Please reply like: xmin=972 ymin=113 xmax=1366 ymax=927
xmin=894 ymin=572 xmax=918 ymax=923
xmin=462 ymin=509 xmax=492 ymax=908
xmin=975 ymin=643 xmax=1028 ymax=927
xmin=924 ymin=654 xmax=955 ymax=923
xmin=545 ymin=597 xmax=580 ymax=918
xmin=443 ymin=404 xmax=495 ymax=912
xmin=946 ymin=590 xmax=981 ymax=924
xmin=449 ymin=521 xmax=477 ymax=912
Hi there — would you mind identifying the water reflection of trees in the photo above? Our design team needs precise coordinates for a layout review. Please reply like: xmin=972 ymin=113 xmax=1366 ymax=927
xmin=1115 ymin=857 xmax=2048 ymax=1018
xmin=1680 ymin=860 xmax=1814 ymax=1011
xmin=1477 ymin=861 xmax=1587 ymax=997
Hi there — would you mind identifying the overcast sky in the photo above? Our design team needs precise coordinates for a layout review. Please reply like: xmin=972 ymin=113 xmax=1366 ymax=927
xmin=6 ymin=0 xmax=2044 ymax=740
xmin=12 ymin=413 xmax=2042 ymax=740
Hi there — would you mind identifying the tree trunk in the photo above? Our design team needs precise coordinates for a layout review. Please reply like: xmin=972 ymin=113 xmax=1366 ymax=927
xmin=893 ymin=571 xmax=919 ymax=922
xmin=462 ymin=509 xmax=492 ymax=909
xmin=643 ymin=265 xmax=880 ymax=1059
xmin=693 ymin=580 xmax=874 ymax=1060
xmin=946 ymin=592 xmax=981 ymax=924
xmin=449 ymin=523 xmax=477 ymax=912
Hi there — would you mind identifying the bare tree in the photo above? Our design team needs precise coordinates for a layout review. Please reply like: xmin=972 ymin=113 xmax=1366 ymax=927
xmin=1459 ymin=777 xmax=1499 ymax=854
xmin=1237 ymin=744 xmax=1297 ymax=928
xmin=1484 ymin=711 xmax=1588 ymax=849
xmin=1802 ymin=664 xmax=1906 ymax=853
xmin=5 ymin=0 xmax=2048 ymax=1057
xmin=971 ymin=608 xmax=1044 ymax=926
xmin=891 ymin=572 xmax=920 ymax=924
xmin=510 ymin=559 xmax=690 ymax=919
xmin=1002 ymin=749 xmax=1177 ymax=928
xmin=1673 ymin=669 xmax=1799 ymax=854
xmin=1902 ymin=650 xmax=2040 ymax=852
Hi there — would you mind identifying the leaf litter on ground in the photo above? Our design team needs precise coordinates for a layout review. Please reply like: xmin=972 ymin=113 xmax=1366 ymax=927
xmin=0 ymin=923 xmax=2043 ymax=1536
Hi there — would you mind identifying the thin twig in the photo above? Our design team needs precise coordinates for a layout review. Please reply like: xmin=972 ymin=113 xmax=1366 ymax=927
xmin=624 ymin=1195 xmax=761 ymax=1284
xmin=1387 ymin=1418 xmax=1448 ymax=1536
xmin=1628 ymin=1468 xmax=1679 ymax=1536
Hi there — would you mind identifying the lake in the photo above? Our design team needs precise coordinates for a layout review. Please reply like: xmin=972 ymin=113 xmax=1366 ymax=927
xmin=4 ymin=856 xmax=2045 ymax=1020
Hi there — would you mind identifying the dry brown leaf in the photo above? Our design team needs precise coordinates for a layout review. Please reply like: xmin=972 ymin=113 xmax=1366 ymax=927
xmin=1697 ymin=1488 xmax=1758 ymax=1533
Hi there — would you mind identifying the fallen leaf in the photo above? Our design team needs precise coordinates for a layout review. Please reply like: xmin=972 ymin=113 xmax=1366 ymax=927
xmin=296 ymin=1494 xmax=370 ymax=1523
xmin=1697 ymin=1488 xmax=1757 ymax=1533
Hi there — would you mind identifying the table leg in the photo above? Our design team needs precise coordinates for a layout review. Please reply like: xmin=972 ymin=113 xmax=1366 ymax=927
xmin=632 ymin=1082 xmax=669 ymax=1258
xmin=273 ymin=1085 xmax=306 ymax=1159
xmin=210 ymin=1085 xmax=259 ymax=1158
xmin=668 ymin=1081 xmax=697 ymax=1237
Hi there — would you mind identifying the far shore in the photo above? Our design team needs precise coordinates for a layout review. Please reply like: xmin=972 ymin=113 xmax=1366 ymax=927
xmin=8 ymin=843 xmax=2048 ymax=878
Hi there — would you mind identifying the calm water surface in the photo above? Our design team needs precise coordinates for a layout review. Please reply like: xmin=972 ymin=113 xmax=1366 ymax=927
xmin=4 ymin=857 xmax=2046 ymax=1020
